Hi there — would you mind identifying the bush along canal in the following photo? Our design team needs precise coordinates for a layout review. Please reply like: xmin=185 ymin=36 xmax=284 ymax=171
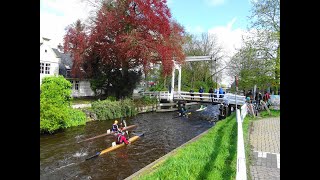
xmin=40 ymin=104 xmax=222 ymax=180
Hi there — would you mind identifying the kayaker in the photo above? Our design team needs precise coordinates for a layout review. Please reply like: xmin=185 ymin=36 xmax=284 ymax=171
xmin=116 ymin=130 xmax=130 ymax=145
xmin=178 ymin=102 xmax=188 ymax=117
xmin=111 ymin=120 xmax=122 ymax=133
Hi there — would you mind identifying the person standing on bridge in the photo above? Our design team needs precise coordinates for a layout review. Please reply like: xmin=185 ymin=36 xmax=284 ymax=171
xmin=199 ymin=87 xmax=204 ymax=101
xmin=209 ymin=87 xmax=214 ymax=103
xmin=219 ymin=87 xmax=224 ymax=98
xmin=189 ymin=89 xmax=194 ymax=100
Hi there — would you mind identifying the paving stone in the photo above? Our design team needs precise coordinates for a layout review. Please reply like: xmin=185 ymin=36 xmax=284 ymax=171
xmin=249 ymin=117 xmax=280 ymax=179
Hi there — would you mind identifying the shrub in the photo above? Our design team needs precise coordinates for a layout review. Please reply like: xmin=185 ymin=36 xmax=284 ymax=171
xmin=40 ymin=76 xmax=86 ymax=134
xmin=106 ymin=96 xmax=117 ymax=101
xmin=133 ymin=96 xmax=158 ymax=107
xmin=40 ymin=75 xmax=73 ymax=106
xmin=91 ymin=98 xmax=138 ymax=120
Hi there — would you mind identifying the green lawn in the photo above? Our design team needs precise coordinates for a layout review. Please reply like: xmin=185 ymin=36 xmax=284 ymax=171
xmin=259 ymin=109 xmax=280 ymax=118
xmin=136 ymin=113 xmax=238 ymax=180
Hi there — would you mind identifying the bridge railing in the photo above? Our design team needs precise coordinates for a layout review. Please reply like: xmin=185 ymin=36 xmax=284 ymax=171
xmin=223 ymin=93 xmax=246 ymax=106
xmin=138 ymin=91 xmax=246 ymax=105
xmin=174 ymin=91 xmax=225 ymax=102
xmin=139 ymin=91 xmax=171 ymax=101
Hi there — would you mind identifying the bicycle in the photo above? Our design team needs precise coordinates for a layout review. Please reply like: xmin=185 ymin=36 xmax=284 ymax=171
xmin=246 ymin=101 xmax=258 ymax=117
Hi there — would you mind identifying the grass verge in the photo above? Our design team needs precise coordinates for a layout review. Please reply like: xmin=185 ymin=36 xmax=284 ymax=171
xmin=136 ymin=113 xmax=238 ymax=180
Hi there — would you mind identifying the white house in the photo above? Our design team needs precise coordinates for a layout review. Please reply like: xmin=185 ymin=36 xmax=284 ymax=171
xmin=40 ymin=37 xmax=95 ymax=97
xmin=40 ymin=37 xmax=59 ymax=84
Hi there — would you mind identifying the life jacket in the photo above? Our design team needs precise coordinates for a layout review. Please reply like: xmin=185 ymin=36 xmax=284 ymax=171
xmin=111 ymin=124 xmax=119 ymax=132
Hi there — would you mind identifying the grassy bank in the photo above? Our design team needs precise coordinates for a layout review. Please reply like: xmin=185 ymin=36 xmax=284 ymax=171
xmin=242 ymin=109 xmax=280 ymax=180
xmin=136 ymin=113 xmax=238 ymax=180
xmin=259 ymin=109 xmax=280 ymax=118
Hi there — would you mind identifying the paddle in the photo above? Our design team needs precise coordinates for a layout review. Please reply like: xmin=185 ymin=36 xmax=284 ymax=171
xmin=85 ymin=133 xmax=145 ymax=160
xmin=77 ymin=131 xmax=112 ymax=144
xmin=85 ymin=152 xmax=101 ymax=160
xmin=122 ymin=118 xmax=129 ymax=136
xmin=77 ymin=125 xmax=137 ymax=144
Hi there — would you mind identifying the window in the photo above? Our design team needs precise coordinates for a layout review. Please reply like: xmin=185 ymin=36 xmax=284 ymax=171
xmin=40 ymin=63 xmax=44 ymax=74
xmin=40 ymin=63 xmax=50 ymax=74
xmin=75 ymin=81 xmax=79 ymax=90
xmin=45 ymin=63 xmax=50 ymax=74
xmin=45 ymin=49 xmax=47 ymax=53
xmin=69 ymin=80 xmax=79 ymax=91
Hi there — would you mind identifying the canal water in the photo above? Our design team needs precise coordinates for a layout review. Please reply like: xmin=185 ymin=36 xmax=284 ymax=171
xmin=40 ymin=104 xmax=220 ymax=180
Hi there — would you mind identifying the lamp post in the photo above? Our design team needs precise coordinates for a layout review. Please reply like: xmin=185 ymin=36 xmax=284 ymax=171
xmin=211 ymin=56 xmax=217 ymax=90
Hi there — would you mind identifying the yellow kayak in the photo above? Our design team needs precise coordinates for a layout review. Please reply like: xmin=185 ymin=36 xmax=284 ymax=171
xmin=86 ymin=133 xmax=144 ymax=160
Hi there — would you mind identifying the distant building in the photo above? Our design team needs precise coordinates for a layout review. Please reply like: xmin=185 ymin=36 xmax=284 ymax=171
xmin=40 ymin=37 xmax=96 ymax=97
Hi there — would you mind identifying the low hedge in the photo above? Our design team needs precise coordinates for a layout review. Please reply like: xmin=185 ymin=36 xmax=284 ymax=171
xmin=91 ymin=98 xmax=138 ymax=120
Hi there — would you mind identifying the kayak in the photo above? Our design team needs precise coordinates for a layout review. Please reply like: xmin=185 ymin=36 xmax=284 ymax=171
xmin=77 ymin=125 xmax=137 ymax=143
xmin=86 ymin=133 xmax=144 ymax=160
xmin=196 ymin=107 xmax=207 ymax=111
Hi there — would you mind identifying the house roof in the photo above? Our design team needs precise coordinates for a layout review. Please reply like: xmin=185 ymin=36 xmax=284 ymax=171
xmin=59 ymin=52 xmax=74 ymax=78
xmin=52 ymin=48 xmax=61 ymax=58
xmin=42 ymin=37 xmax=51 ymax=41
xmin=50 ymin=47 xmax=86 ymax=79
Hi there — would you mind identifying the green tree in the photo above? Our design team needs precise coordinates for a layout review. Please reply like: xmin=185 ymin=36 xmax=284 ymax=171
xmin=40 ymin=76 xmax=86 ymax=134
xmin=249 ymin=0 xmax=280 ymax=94
xmin=227 ymin=42 xmax=274 ymax=94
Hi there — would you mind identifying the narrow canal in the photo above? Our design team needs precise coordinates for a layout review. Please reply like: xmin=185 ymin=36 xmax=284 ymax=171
xmin=40 ymin=104 xmax=220 ymax=180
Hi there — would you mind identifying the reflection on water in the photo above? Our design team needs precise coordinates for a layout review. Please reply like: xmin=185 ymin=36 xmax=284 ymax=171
xmin=40 ymin=104 xmax=220 ymax=180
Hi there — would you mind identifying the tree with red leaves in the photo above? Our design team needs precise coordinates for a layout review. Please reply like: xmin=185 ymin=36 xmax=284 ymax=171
xmin=63 ymin=20 xmax=88 ymax=78
xmin=64 ymin=0 xmax=185 ymax=98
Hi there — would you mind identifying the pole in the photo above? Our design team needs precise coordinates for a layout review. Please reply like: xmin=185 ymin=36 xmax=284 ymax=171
xmin=215 ymin=59 xmax=217 ymax=90
xmin=178 ymin=65 xmax=181 ymax=92
xmin=235 ymin=76 xmax=238 ymax=117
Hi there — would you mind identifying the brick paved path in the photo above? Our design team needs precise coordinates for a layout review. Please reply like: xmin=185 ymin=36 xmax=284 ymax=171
xmin=249 ymin=117 xmax=280 ymax=180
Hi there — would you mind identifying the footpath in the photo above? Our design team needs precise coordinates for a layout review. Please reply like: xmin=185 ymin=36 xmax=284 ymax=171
xmin=249 ymin=117 xmax=280 ymax=180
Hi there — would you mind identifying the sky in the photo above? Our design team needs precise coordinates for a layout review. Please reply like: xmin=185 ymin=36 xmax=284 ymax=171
xmin=40 ymin=0 xmax=255 ymax=86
